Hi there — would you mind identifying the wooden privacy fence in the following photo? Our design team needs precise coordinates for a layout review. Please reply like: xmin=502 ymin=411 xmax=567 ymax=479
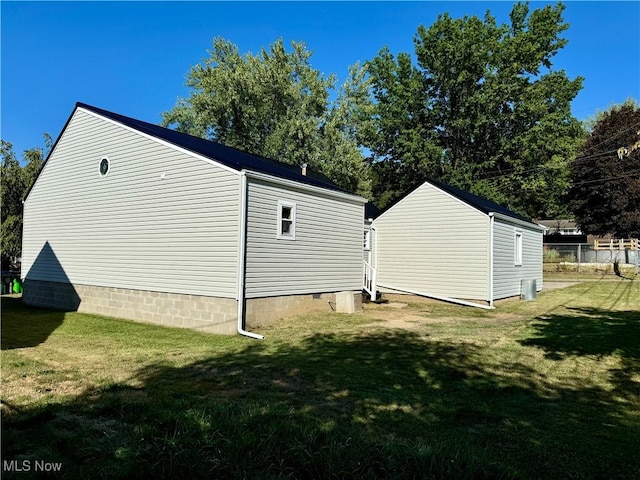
xmin=594 ymin=239 xmax=639 ymax=251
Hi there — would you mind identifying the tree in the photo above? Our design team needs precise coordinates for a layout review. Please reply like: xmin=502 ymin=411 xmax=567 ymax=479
xmin=163 ymin=37 xmax=371 ymax=197
xmin=22 ymin=133 xmax=50 ymax=192
xmin=1 ymin=141 xmax=24 ymax=261
xmin=319 ymin=63 xmax=374 ymax=198
xmin=1 ymin=136 xmax=50 ymax=262
xmin=568 ymin=100 xmax=640 ymax=237
xmin=365 ymin=48 xmax=442 ymax=207
xmin=364 ymin=1 xmax=584 ymax=215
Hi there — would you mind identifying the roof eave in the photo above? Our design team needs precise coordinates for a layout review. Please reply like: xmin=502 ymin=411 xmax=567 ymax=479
xmin=244 ymin=170 xmax=368 ymax=204
xmin=490 ymin=212 xmax=546 ymax=231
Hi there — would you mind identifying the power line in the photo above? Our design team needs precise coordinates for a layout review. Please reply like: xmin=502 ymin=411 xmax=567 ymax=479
xmin=468 ymin=119 xmax=640 ymax=182
xmin=477 ymin=149 xmax=618 ymax=183
xmin=572 ymin=170 xmax=640 ymax=187
xmin=475 ymin=129 xmax=640 ymax=183
xmin=579 ymin=119 xmax=640 ymax=156
xmin=478 ymin=151 xmax=626 ymax=183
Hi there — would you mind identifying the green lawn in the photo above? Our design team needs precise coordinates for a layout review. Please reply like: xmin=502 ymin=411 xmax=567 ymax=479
xmin=1 ymin=278 xmax=639 ymax=479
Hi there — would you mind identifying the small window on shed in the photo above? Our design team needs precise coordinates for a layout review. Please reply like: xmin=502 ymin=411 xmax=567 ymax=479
xmin=99 ymin=157 xmax=110 ymax=177
xmin=515 ymin=231 xmax=523 ymax=266
xmin=277 ymin=201 xmax=296 ymax=240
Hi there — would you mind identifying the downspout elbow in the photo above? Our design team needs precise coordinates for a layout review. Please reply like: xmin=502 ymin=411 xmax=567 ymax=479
xmin=237 ymin=170 xmax=264 ymax=340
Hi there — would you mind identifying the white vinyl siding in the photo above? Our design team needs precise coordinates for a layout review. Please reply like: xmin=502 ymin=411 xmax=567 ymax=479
xmin=245 ymin=178 xmax=364 ymax=297
xmin=373 ymin=183 xmax=489 ymax=301
xmin=492 ymin=219 xmax=543 ymax=299
xmin=22 ymin=109 xmax=240 ymax=298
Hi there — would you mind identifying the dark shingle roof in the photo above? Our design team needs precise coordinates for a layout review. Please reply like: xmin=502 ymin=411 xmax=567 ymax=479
xmin=76 ymin=102 xmax=346 ymax=193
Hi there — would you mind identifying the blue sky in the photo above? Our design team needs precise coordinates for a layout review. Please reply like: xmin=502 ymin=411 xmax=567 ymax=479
xmin=2 ymin=1 xmax=639 ymax=162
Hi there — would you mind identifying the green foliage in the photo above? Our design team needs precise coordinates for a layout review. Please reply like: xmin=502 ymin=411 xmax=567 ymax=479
xmin=364 ymin=2 xmax=584 ymax=214
xmin=0 ymin=137 xmax=49 ymax=258
xmin=366 ymin=48 xmax=442 ymax=206
xmin=568 ymin=99 xmax=640 ymax=237
xmin=1 ymin=142 xmax=24 ymax=218
xmin=164 ymin=38 xmax=371 ymax=198
xmin=1 ymin=141 xmax=26 ymax=259
xmin=22 ymin=133 xmax=50 ymax=194
xmin=316 ymin=63 xmax=373 ymax=196
xmin=1 ymin=215 xmax=23 ymax=260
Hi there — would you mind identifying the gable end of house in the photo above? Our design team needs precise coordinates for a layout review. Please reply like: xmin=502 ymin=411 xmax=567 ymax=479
xmin=25 ymin=102 xmax=367 ymax=206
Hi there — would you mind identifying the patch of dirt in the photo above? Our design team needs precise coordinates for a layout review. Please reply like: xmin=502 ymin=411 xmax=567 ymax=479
xmin=362 ymin=303 xmax=453 ymax=330
xmin=362 ymin=296 xmax=523 ymax=330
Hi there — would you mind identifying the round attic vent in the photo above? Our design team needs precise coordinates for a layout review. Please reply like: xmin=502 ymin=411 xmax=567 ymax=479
xmin=99 ymin=157 xmax=110 ymax=177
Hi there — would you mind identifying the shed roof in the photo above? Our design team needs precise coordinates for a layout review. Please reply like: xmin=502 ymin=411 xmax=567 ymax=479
xmin=426 ymin=178 xmax=533 ymax=224
xmin=76 ymin=102 xmax=345 ymax=193
xmin=373 ymin=179 xmax=535 ymax=225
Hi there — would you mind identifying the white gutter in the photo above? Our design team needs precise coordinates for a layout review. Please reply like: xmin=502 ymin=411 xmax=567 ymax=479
xmin=491 ymin=212 xmax=546 ymax=231
xmin=236 ymin=171 xmax=264 ymax=340
xmin=378 ymin=283 xmax=495 ymax=310
xmin=488 ymin=213 xmax=495 ymax=308
xmin=245 ymin=170 xmax=367 ymax=204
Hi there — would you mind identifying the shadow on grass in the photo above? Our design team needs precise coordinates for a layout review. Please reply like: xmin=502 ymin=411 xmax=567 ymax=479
xmin=520 ymin=304 xmax=640 ymax=402
xmin=1 ymin=297 xmax=68 ymax=350
xmin=2 ymin=242 xmax=80 ymax=349
xmin=3 ymin=329 xmax=639 ymax=479
xmin=521 ymin=306 xmax=640 ymax=360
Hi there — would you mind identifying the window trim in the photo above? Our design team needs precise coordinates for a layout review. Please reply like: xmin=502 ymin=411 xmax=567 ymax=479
xmin=99 ymin=156 xmax=110 ymax=178
xmin=277 ymin=200 xmax=296 ymax=240
xmin=514 ymin=230 xmax=523 ymax=266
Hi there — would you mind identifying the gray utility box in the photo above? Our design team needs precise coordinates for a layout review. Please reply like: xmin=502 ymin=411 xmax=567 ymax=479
xmin=521 ymin=279 xmax=537 ymax=300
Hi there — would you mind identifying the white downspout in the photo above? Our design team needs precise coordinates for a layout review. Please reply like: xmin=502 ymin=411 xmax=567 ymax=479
xmin=371 ymin=225 xmax=378 ymax=270
xmin=370 ymin=225 xmax=378 ymax=298
xmin=237 ymin=171 xmax=264 ymax=340
xmin=489 ymin=213 xmax=495 ymax=308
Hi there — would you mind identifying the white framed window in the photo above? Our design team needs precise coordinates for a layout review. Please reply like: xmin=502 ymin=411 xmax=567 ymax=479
xmin=515 ymin=230 xmax=523 ymax=266
xmin=99 ymin=157 xmax=110 ymax=177
xmin=364 ymin=230 xmax=371 ymax=250
xmin=277 ymin=201 xmax=296 ymax=240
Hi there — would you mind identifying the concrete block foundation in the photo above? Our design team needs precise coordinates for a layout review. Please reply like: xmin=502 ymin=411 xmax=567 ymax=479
xmin=245 ymin=291 xmax=362 ymax=328
xmin=23 ymin=279 xmax=237 ymax=334
xmin=22 ymin=280 xmax=363 ymax=335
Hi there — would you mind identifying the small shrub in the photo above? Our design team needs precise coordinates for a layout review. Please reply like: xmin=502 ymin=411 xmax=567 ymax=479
xmin=543 ymin=249 xmax=559 ymax=263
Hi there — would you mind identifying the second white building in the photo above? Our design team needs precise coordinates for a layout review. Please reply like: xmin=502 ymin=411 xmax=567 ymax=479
xmin=365 ymin=180 xmax=544 ymax=307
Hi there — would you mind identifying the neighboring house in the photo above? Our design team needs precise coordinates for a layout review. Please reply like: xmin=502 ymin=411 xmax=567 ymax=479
xmin=364 ymin=180 xmax=544 ymax=308
xmin=21 ymin=103 xmax=367 ymax=337
xmin=536 ymin=218 xmax=588 ymax=243
xmin=537 ymin=218 xmax=583 ymax=236
xmin=536 ymin=218 xmax=621 ymax=245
